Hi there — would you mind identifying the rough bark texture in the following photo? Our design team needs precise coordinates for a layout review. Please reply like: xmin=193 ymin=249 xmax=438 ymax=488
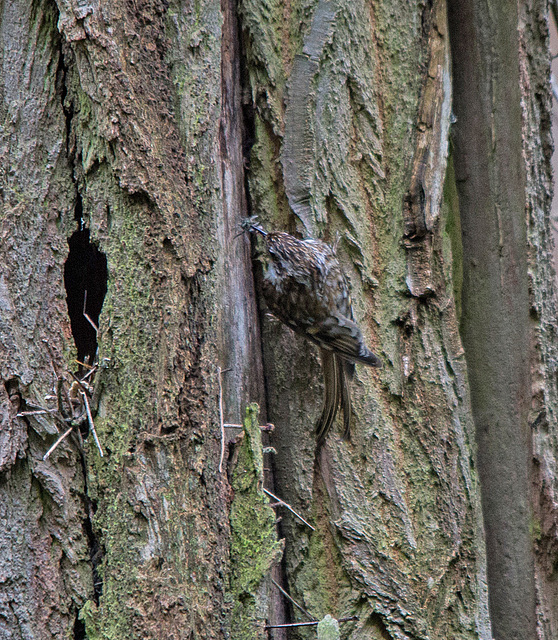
xmin=0 ymin=0 xmax=269 ymax=637
xmin=519 ymin=3 xmax=558 ymax=638
xmin=0 ymin=2 xmax=92 ymax=637
xmin=241 ymin=0 xmax=490 ymax=638
xmin=1 ymin=0 xmax=556 ymax=639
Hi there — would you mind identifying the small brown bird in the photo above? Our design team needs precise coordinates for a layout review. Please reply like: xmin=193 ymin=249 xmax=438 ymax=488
xmin=243 ymin=218 xmax=382 ymax=444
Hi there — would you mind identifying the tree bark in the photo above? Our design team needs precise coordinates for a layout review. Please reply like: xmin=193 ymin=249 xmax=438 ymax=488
xmin=0 ymin=0 xmax=556 ymax=639
xmin=449 ymin=1 xmax=558 ymax=638
xmin=242 ymin=0 xmax=490 ymax=638
xmin=518 ymin=3 xmax=558 ymax=638
xmin=448 ymin=1 xmax=535 ymax=638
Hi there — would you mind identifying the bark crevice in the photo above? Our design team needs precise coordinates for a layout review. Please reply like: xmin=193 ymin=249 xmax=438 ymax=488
xmin=56 ymin=32 xmax=108 ymax=368
xmin=64 ymin=214 xmax=108 ymax=366
xmin=72 ymin=613 xmax=86 ymax=640
xmin=221 ymin=0 xmax=289 ymax=633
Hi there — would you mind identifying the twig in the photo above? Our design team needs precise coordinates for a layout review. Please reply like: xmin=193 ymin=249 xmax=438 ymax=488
xmin=265 ymin=617 xmax=357 ymax=630
xmin=224 ymin=423 xmax=274 ymax=431
xmin=266 ymin=621 xmax=319 ymax=629
xmin=83 ymin=291 xmax=99 ymax=333
xmin=43 ymin=426 xmax=74 ymax=461
xmin=263 ymin=488 xmax=315 ymax=531
xmin=84 ymin=313 xmax=99 ymax=333
xmin=76 ymin=359 xmax=95 ymax=371
xmin=80 ymin=366 xmax=98 ymax=382
xmin=69 ymin=372 xmax=89 ymax=393
xmin=80 ymin=391 xmax=104 ymax=457
xmin=271 ymin=578 xmax=314 ymax=620
xmin=24 ymin=401 xmax=55 ymax=411
xmin=17 ymin=409 xmax=57 ymax=417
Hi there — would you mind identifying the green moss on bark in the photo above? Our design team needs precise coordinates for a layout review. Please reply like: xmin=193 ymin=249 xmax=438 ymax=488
xmin=229 ymin=404 xmax=283 ymax=639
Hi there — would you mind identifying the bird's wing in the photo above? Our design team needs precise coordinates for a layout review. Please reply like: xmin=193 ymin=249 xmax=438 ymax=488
xmin=308 ymin=315 xmax=382 ymax=367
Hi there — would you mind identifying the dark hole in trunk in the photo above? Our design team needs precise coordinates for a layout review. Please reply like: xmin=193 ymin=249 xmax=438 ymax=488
xmin=64 ymin=197 xmax=108 ymax=365
xmin=73 ymin=614 xmax=86 ymax=640
xmin=84 ymin=497 xmax=104 ymax=603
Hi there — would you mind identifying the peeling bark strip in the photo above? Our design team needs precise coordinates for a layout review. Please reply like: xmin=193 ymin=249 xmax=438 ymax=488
xmin=281 ymin=0 xmax=337 ymax=234
xmin=403 ymin=1 xmax=452 ymax=298
xmin=448 ymin=0 xmax=536 ymax=638
xmin=219 ymin=3 xmax=287 ymax=631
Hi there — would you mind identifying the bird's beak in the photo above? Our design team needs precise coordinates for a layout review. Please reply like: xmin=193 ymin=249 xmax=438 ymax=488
xmin=250 ymin=225 xmax=267 ymax=237
xmin=238 ymin=216 xmax=268 ymax=238
xmin=234 ymin=225 xmax=267 ymax=239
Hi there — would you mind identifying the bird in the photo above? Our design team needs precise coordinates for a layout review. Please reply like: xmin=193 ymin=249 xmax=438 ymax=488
xmin=242 ymin=217 xmax=382 ymax=444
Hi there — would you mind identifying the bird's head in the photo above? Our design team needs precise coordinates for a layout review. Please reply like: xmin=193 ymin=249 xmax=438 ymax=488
xmin=240 ymin=216 xmax=268 ymax=237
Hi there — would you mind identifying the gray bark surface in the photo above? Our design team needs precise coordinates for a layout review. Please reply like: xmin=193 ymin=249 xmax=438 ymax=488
xmin=0 ymin=0 xmax=556 ymax=639
xmin=449 ymin=1 xmax=558 ymax=638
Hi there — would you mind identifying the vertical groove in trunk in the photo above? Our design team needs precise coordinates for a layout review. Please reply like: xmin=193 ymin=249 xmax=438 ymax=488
xmin=219 ymin=0 xmax=287 ymax=632
xmin=218 ymin=0 xmax=266 ymax=418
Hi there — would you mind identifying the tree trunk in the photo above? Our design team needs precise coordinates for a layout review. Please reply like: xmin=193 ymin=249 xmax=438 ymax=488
xmin=448 ymin=1 xmax=535 ymax=638
xmin=0 ymin=1 xmax=555 ymax=640
xmin=449 ymin=1 xmax=558 ymax=638
xmin=242 ymin=1 xmax=490 ymax=638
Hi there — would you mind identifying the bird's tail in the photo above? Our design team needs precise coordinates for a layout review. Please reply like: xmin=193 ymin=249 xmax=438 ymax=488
xmin=316 ymin=349 xmax=354 ymax=445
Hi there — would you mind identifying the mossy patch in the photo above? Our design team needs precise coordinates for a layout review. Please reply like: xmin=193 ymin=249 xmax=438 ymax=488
xmin=228 ymin=404 xmax=283 ymax=639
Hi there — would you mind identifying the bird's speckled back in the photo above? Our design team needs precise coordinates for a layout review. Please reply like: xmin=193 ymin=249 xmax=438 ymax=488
xmin=246 ymin=221 xmax=381 ymax=443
